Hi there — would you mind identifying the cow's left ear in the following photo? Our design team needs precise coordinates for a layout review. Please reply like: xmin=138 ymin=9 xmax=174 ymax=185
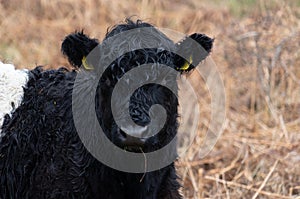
xmin=61 ymin=31 xmax=99 ymax=69
xmin=174 ymin=33 xmax=214 ymax=72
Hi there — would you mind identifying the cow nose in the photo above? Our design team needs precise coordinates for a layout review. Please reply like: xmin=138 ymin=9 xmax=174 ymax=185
xmin=118 ymin=127 xmax=146 ymax=148
xmin=121 ymin=134 xmax=146 ymax=147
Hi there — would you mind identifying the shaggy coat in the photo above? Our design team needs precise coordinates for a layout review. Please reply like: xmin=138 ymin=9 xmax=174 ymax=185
xmin=0 ymin=19 xmax=213 ymax=199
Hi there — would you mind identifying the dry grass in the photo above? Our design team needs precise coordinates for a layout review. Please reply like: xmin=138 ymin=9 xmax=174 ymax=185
xmin=0 ymin=0 xmax=299 ymax=198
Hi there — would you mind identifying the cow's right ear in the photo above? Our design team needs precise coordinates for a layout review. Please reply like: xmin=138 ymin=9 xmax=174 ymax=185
xmin=61 ymin=31 xmax=99 ymax=69
xmin=174 ymin=33 xmax=214 ymax=72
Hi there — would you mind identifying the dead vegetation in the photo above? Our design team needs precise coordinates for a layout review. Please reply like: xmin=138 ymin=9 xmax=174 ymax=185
xmin=0 ymin=0 xmax=299 ymax=198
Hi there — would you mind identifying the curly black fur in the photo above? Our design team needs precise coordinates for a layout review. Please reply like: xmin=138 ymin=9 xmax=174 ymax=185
xmin=0 ymin=19 xmax=213 ymax=199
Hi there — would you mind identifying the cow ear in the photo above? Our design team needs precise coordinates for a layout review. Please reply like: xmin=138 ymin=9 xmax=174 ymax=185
xmin=61 ymin=31 xmax=99 ymax=69
xmin=174 ymin=33 xmax=214 ymax=72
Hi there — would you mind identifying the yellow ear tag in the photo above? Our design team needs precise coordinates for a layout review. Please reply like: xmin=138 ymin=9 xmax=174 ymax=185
xmin=180 ymin=56 xmax=193 ymax=71
xmin=82 ymin=56 xmax=94 ymax=70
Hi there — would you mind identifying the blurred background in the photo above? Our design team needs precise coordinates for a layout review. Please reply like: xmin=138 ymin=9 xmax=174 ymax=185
xmin=0 ymin=0 xmax=299 ymax=198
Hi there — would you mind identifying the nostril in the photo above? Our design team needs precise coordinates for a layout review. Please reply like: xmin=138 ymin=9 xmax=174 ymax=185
xmin=120 ymin=129 xmax=127 ymax=138
xmin=118 ymin=129 xmax=127 ymax=141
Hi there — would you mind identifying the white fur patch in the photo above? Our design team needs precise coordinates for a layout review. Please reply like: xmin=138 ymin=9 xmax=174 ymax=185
xmin=0 ymin=61 xmax=28 ymax=136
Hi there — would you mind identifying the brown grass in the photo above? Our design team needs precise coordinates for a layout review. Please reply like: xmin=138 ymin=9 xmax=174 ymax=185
xmin=0 ymin=0 xmax=299 ymax=198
